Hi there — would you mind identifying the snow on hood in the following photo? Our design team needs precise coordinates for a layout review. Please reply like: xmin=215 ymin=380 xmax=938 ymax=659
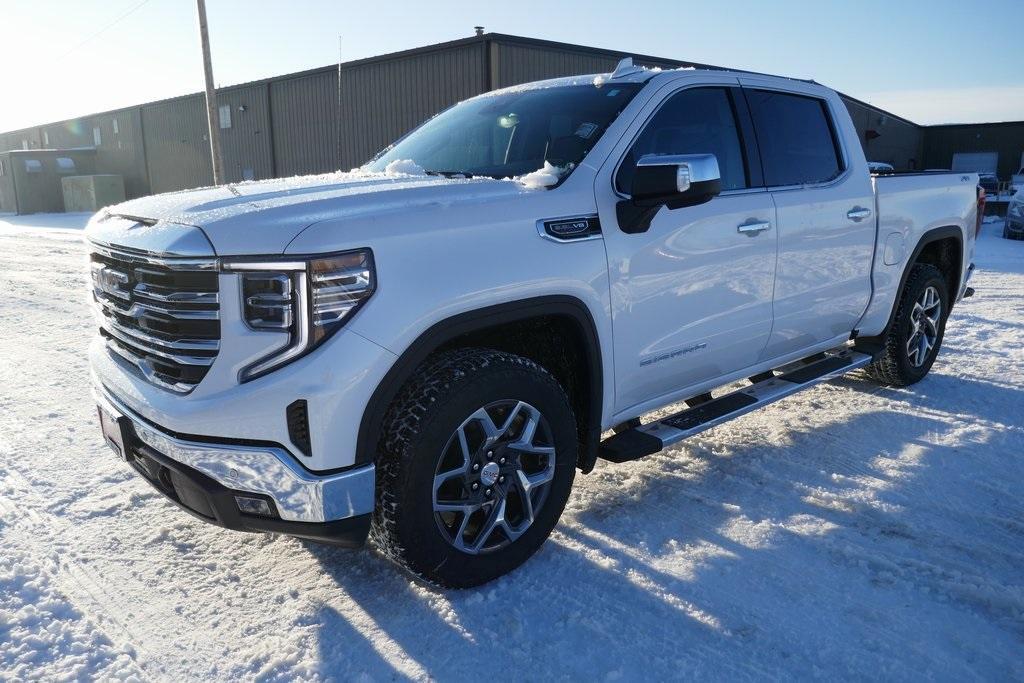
xmin=94 ymin=168 xmax=539 ymax=256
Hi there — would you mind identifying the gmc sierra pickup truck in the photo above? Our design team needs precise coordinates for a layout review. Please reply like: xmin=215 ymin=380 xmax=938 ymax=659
xmin=87 ymin=59 xmax=979 ymax=587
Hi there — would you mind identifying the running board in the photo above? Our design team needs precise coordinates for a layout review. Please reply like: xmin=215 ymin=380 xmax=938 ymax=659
xmin=598 ymin=349 xmax=872 ymax=463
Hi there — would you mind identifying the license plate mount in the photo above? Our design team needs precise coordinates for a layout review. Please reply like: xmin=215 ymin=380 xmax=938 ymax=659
xmin=98 ymin=406 xmax=130 ymax=461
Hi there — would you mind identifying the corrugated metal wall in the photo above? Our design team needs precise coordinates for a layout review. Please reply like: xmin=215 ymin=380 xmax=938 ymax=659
xmin=923 ymin=122 xmax=1024 ymax=178
xmin=842 ymin=99 xmax=923 ymax=170
xmin=216 ymin=84 xmax=275 ymax=183
xmin=88 ymin=109 xmax=149 ymax=197
xmin=0 ymin=126 xmax=42 ymax=153
xmin=141 ymin=95 xmax=214 ymax=194
xmin=492 ymin=40 xmax=684 ymax=88
xmin=271 ymin=44 xmax=486 ymax=177
xmin=269 ymin=70 xmax=340 ymax=177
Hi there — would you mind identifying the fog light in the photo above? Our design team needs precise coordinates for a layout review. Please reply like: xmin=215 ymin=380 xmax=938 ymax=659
xmin=235 ymin=495 xmax=275 ymax=517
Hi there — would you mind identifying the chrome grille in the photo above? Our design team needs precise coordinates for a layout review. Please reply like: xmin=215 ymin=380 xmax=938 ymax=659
xmin=90 ymin=244 xmax=220 ymax=393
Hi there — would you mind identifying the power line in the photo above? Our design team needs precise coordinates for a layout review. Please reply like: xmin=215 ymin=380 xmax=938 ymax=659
xmin=55 ymin=0 xmax=154 ymax=62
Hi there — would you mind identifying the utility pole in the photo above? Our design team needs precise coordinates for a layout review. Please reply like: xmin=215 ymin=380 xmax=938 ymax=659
xmin=196 ymin=0 xmax=224 ymax=185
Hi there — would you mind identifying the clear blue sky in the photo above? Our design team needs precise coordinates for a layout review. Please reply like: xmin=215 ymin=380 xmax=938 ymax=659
xmin=4 ymin=0 xmax=1022 ymax=132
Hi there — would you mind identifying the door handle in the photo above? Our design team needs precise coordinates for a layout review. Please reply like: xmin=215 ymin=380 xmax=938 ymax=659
xmin=737 ymin=221 xmax=771 ymax=235
xmin=847 ymin=207 xmax=873 ymax=222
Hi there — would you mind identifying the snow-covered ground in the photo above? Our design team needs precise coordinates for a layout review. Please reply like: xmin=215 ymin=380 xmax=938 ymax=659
xmin=1 ymin=212 xmax=1022 ymax=680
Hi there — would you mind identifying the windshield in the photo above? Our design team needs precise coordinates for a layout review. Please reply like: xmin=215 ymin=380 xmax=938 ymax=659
xmin=365 ymin=83 xmax=644 ymax=181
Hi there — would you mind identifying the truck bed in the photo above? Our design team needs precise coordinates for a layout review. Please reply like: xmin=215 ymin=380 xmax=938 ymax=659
xmin=854 ymin=171 xmax=978 ymax=337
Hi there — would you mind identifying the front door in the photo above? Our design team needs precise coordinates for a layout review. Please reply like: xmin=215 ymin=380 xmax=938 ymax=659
xmin=595 ymin=85 xmax=778 ymax=414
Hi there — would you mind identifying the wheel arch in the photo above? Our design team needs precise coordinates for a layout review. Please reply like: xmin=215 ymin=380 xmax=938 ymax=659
xmin=355 ymin=295 xmax=605 ymax=472
xmin=857 ymin=225 xmax=963 ymax=353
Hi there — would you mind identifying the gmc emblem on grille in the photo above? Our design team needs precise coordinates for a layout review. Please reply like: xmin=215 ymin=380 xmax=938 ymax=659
xmin=93 ymin=265 xmax=130 ymax=300
xmin=542 ymin=215 xmax=601 ymax=241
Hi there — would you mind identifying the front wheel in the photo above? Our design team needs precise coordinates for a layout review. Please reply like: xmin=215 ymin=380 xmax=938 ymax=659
xmin=865 ymin=263 xmax=950 ymax=386
xmin=372 ymin=348 xmax=577 ymax=587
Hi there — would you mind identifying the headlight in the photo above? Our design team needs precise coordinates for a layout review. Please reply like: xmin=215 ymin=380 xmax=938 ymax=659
xmin=1010 ymin=202 xmax=1023 ymax=218
xmin=227 ymin=249 xmax=375 ymax=381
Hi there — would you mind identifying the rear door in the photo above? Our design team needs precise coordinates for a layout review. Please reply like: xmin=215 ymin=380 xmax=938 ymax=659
xmin=740 ymin=80 xmax=876 ymax=360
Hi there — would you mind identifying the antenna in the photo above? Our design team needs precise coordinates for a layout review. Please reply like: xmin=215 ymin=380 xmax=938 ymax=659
xmin=611 ymin=57 xmax=639 ymax=79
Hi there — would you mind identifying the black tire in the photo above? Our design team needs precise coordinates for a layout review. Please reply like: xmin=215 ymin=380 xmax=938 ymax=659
xmin=371 ymin=348 xmax=577 ymax=588
xmin=866 ymin=263 xmax=950 ymax=387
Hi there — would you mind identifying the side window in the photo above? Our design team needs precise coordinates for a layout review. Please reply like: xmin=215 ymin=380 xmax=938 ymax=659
xmin=745 ymin=89 xmax=843 ymax=186
xmin=617 ymin=87 xmax=749 ymax=193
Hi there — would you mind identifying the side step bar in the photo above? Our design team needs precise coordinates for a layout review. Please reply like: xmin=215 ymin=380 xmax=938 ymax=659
xmin=598 ymin=348 xmax=872 ymax=463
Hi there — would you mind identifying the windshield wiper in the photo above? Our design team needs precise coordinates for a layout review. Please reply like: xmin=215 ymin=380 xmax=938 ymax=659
xmin=424 ymin=170 xmax=475 ymax=178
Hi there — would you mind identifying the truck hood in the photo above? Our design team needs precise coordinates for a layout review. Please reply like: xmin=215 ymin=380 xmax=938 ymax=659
xmin=91 ymin=171 xmax=535 ymax=256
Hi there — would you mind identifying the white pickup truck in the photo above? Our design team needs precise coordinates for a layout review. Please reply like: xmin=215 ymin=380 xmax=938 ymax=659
xmin=87 ymin=59 xmax=979 ymax=587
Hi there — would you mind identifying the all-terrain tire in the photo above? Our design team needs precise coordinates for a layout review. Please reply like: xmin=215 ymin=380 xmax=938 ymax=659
xmin=371 ymin=348 xmax=577 ymax=588
xmin=865 ymin=263 xmax=950 ymax=387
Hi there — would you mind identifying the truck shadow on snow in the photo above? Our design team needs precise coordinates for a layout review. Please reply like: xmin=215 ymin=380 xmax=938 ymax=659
xmin=299 ymin=372 xmax=1022 ymax=678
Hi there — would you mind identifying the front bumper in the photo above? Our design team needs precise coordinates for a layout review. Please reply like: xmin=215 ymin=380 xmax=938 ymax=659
xmin=95 ymin=386 xmax=375 ymax=546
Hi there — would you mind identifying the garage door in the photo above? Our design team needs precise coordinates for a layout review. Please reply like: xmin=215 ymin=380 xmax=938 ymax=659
xmin=952 ymin=152 xmax=998 ymax=173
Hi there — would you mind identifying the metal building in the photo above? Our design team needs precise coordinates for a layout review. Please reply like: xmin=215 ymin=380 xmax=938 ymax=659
xmin=0 ymin=148 xmax=96 ymax=214
xmin=923 ymin=121 xmax=1024 ymax=178
xmin=0 ymin=32 xmax=994 ymax=208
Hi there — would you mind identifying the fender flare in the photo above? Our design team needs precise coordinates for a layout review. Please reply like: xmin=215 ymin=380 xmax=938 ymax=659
xmin=354 ymin=295 xmax=604 ymax=470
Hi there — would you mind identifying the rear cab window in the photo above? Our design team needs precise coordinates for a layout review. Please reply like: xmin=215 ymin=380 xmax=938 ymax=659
xmin=744 ymin=89 xmax=844 ymax=187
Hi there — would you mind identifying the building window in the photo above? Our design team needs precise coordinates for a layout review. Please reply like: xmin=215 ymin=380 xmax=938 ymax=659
xmin=43 ymin=131 xmax=50 ymax=146
xmin=56 ymin=157 xmax=77 ymax=174
xmin=24 ymin=159 xmax=43 ymax=173
xmin=93 ymin=126 xmax=102 ymax=146
xmin=112 ymin=118 xmax=119 ymax=135
xmin=0 ymin=159 xmax=6 ymax=176
xmin=218 ymin=104 xmax=232 ymax=129
xmin=21 ymin=140 xmax=29 ymax=150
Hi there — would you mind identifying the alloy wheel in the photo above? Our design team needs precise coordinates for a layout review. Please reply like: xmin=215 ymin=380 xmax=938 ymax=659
xmin=432 ymin=400 xmax=557 ymax=554
xmin=906 ymin=285 xmax=942 ymax=368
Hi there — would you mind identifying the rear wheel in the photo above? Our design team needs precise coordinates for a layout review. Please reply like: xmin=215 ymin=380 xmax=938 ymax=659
xmin=372 ymin=348 xmax=577 ymax=587
xmin=866 ymin=263 xmax=949 ymax=386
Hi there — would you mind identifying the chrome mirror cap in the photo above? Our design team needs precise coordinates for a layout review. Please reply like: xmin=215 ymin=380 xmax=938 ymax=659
xmin=636 ymin=153 xmax=721 ymax=190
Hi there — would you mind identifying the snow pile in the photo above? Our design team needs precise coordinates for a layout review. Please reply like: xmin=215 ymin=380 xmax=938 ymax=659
xmin=383 ymin=159 xmax=426 ymax=177
xmin=517 ymin=162 xmax=568 ymax=189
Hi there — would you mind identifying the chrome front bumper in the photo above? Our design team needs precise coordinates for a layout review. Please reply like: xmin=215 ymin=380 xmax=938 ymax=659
xmin=94 ymin=385 xmax=375 ymax=524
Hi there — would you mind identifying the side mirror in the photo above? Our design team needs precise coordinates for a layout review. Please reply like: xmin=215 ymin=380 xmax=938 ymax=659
xmin=617 ymin=153 xmax=722 ymax=233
